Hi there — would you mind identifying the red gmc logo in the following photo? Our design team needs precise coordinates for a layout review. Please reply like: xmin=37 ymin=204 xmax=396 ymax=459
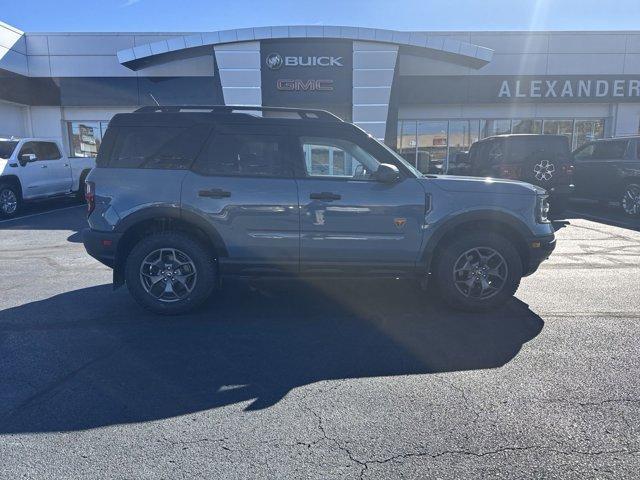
xmin=276 ymin=79 xmax=334 ymax=91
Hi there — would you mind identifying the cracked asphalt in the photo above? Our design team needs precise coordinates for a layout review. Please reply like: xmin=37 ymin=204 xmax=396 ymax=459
xmin=0 ymin=204 xmax=639 ymax=479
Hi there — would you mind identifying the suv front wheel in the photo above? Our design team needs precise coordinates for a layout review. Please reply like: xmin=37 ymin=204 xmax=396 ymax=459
xmin=125 ymin=232 xmax=217 ymax=315
xmin=433 ymin=232 xmax=523 ymax=312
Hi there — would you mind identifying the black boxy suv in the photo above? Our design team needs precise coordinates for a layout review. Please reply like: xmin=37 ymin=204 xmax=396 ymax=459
xmin=82 ymin=106 xmax=555 ymax=315
xmin=449 ymin=134 xmax=574 ymax=213
xmin=572 ymin=136 xmax=640 ymax=216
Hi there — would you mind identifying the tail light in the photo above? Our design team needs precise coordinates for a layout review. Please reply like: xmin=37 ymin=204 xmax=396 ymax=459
xmin=85 ymin=181 xmax=95 ymax=216
xmin=561 ymin=164 xmax=575 ymax=178
xmin=499 ymin=165 xmax=522 ymax=180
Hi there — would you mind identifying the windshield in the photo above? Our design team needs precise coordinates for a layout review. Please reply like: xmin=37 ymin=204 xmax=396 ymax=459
xmin=376 ymin=139 xmax=423 ymax=177
xmin=0 ymin=141 xmax=18 ymax=159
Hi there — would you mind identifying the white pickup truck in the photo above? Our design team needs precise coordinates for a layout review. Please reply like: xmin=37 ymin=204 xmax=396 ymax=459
xmin=0 ymin=138 xmax=95 ymax=218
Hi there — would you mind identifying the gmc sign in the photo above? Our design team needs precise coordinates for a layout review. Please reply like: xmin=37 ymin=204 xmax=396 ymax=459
xmin=276 ymin=79 xmax=335 ymax=91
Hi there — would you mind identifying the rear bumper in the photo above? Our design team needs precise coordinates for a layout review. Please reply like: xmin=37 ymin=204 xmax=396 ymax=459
xmin=524 ymin=233 xmax=556 ymax=276
xmin=82 ymin=228 xmax=121 ymax=269
xmin=547 ymin=184 xmax=574 ymax=197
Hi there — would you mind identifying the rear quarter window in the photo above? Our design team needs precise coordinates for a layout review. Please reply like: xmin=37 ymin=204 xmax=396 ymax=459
xmin=105 ymin=125 xmax=210 ymax=169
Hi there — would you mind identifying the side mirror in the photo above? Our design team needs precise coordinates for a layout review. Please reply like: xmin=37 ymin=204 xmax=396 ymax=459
xmin=375 ymin=163 xmax=401 ymax=183
xmin=19 ymin=153 xmax=37 ymax=166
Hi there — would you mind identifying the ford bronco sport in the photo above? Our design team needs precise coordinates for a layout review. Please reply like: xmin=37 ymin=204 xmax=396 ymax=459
xmin=82 ymin=106 xmax=555 ymax=315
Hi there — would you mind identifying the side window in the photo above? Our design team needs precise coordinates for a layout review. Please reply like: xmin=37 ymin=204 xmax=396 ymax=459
xmin=18 ymin=142 xmax=39 ymax=161
xmin=110 ymin=126 xmax=209 ymax=169
xmin=37 ymin=142 xmax=62 ymax=160
xmin=592 ymin=140 xmax=629 ymax=159
xmin=192 ymin=134 xmax=292 ymax=178
xmin=574 ymin=143 xmax=595 ymax=160
xmin=300 ymin=137 xmax=381 ymax=180
xmin=488 ymin=141 xmax=505 ymax=164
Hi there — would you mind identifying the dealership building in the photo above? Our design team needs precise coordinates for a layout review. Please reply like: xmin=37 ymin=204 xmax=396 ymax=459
xmin=2 ymin=20 xmax=640 ymax=172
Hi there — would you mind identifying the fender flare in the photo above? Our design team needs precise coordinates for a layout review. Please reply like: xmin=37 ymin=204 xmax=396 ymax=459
xmin=114 ymin=206 xmax=229 ymax=257
xmin=421 ymin=209 xmax=532 ymax=270
xmin=0 ymin=174 xmax=24 ymax=198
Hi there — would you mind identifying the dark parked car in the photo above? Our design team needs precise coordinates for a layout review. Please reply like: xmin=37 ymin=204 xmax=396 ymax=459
xmin=572 ymin=137 xmax=640 ymax=216
xmin=448 ymin=134 xmax=574 ymax=213
xmin=83 ymin=106 xmax=555 ymax=315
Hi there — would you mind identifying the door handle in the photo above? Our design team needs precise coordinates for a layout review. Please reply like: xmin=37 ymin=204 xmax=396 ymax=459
xmin=310 ymin=192 xmax=341 ymax=201
xmin=198 ymin=188 xmax=231 ymax=199
xmin=40 ymin=164 xmax=48 ymax=169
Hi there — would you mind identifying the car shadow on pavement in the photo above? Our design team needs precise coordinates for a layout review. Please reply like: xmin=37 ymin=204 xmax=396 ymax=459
xmin=0 ymin=280 xmax=543 ymax=434
xmin=0 ymin=200 xmax=86 ymax=243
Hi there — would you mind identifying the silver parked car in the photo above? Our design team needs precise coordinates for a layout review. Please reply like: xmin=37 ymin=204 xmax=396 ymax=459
xmin=82 ymin=106 xmax=555 ymax=315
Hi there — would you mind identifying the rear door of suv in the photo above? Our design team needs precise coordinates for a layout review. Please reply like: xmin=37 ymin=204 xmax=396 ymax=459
xmin=290 ymin=125 xmax=426 ymax=275
xmin=181 ymin=123 xmax=300 ymax=275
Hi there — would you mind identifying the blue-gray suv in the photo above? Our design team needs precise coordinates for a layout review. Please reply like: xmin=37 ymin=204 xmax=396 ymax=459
xmin=82 ymin=106 xmax=556 ymax=315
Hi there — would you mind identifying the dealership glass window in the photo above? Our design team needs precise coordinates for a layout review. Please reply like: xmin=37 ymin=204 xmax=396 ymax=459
xmin=67 ymin=121 xmax=112 ymax=157
xmin=511 ymin=119 xmax=542 ymax=135
xmin=573 ymin=119 xmax=605 ymax=150
xmin=396 ymin=120 xmax=418 ymax=163
xmin=416 ymin=121 xmax=448 ymax=174
xmin=542 ymin=119 xmax=574 ymax=146
xmin=480 ymin=119 xmax=511 ymax=138
xmin=68 ymin=121 xmax=102 ymax=157
xmin=448 ymin=120 xmax=479 ymax=160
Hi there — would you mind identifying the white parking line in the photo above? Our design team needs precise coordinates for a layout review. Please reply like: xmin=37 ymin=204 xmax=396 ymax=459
xmin=0 ymin=204 xmax=85 ymax=225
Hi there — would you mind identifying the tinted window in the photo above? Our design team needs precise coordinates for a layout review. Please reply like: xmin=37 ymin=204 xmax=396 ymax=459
xmin=192 ymin=134 xmax=291 ymax=177
xmin=0 ymin=141 xmax=18 ymax=159
xmin=109 ymin=126 xmax=209 ymax=169
xmin=19 ymin=142 xmax=39 ymax=160
xmin=574 ymin=140 xmax=628 ymax=160
xmin=37 ymin=142 xmax=62 ymax=160
xmin=505 ymin=137 xmax=570 ymax=163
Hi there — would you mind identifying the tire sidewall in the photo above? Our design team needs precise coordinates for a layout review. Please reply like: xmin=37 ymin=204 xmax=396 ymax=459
xmin=0 ymin=183 xmax=21 ymax=218
xmin=124 ymin=232 xmax=216 ymax=315
xmin=621 ymin=183 xmax=640 ymax=216
xmin=434 ymin=233 xmax=523 ymax=312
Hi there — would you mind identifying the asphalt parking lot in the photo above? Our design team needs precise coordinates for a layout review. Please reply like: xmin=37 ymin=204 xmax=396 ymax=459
xmin=0 ymin=202 xmax=639 ymax=479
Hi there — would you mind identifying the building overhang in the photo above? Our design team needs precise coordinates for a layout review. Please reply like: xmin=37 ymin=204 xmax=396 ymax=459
xmin=117 ymin=26 xmax=493 ymax=71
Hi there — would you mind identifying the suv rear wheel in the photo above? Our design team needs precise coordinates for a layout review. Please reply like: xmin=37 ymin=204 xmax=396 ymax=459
xmin=125 ymin=232 xmax=217 ymax=315
xmin=433 ymin=233 xmax=522 ymax=311
xmin=621 ymin=183 xmax=640 ymax=216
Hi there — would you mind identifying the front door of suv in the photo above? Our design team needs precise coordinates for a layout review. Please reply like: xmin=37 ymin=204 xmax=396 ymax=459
xmin=181 ymin=125 xmax=300 ymax=275
xmin=573 ymin=140 xmax=629 ymax=200
xmin=292 ymin=127 xmax=426 ymax=275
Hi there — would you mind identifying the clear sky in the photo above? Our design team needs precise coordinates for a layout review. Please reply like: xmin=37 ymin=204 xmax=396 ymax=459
xmin=4 ymin=0 xmax=640 ymax=33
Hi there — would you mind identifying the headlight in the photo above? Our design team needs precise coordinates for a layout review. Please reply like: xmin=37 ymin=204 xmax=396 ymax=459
xmin=536 ymin=195 xmax=550 ymax=223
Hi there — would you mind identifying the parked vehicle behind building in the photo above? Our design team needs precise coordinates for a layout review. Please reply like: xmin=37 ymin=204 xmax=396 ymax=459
xmin=0 ymin=138 xmax=94 ymax=217
xmin=447 ymin=134 xmax=574 ymax=214
xmin=572 ymin=137 xmax=640 ymax=216
xmin=82 ymin=106 xmax=556 ymax=315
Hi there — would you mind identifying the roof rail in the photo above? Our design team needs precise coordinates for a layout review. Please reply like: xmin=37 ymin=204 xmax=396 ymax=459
xmin=133 ymin=105 xmax=343 ymax=121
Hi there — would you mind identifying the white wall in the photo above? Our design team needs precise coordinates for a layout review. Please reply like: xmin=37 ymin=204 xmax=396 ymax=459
xmin=0 ymin=101 xmax=28 ymax=137
xmin=614 ymin=104 xmax=640 ymax=136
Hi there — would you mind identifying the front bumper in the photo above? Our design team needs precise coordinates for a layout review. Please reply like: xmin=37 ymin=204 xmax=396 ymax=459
xmin=524 ymin=233 xmax=556 ymax=276
xmin=82 ymin=228 xmax=121 ymax=269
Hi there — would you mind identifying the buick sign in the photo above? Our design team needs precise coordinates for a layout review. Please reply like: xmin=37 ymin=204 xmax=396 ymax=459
xmin=266 ymin=53 xmax=344 ymax=69
xmin=265 ymin=53 xmax=284 ymax=70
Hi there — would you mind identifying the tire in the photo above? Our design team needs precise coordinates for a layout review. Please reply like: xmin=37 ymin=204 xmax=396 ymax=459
xmin=124 ymin=232 xmax=217 ymax=315
xmin=0 ymin=182 xmax=21 ymax=218
xmin=620 ymin=183 xmax=640 ymax=216
xmin=76 ymin=170 xmax=89 ymax=201
xmin=549 ymin=195 xmax=568 ymax=218
xmin=433 ymin=232 xmax=523 ymax=312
